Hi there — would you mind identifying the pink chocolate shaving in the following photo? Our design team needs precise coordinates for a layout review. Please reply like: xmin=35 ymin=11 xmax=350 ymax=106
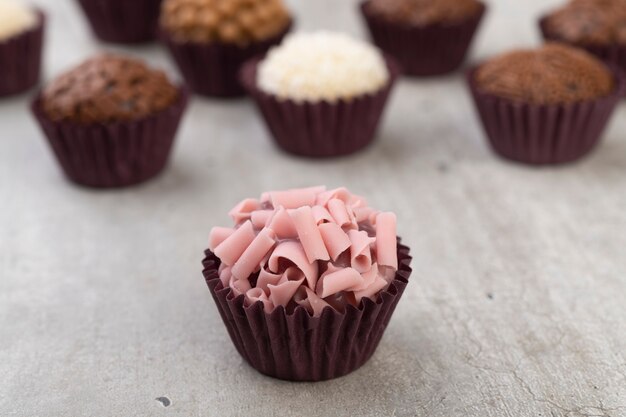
xmin=208 ymin=186 xmax=398 ymax=317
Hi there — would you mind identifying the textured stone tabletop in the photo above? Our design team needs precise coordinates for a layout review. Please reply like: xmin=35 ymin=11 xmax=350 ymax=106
xmin=2 ymin=0 xmax=626 ymax=416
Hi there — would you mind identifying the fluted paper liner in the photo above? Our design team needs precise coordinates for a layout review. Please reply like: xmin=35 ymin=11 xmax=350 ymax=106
xmin=202 ymin=242 xmax=412 ymax=382
xmin=539 ymin=16 xmax=626 ymax=93
xmin=30 ymin=87 xmax=188 ymax=188
xmin=360 ymin=1 xmax=486 ymax=76
xmin=76 ymin=0 xmax=162 ymax=44
xmin=240 ymin=56 xmax=399 ymax=158
xmin=466 ymin=66 xmax=624 ymax=165
xmin=161 ymin=22 xmax=292 ymax=98
xmin=0 ymin=11 xmax=44 ymax=97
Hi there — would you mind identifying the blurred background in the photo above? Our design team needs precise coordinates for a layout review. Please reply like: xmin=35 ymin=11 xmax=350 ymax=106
xmin=1 ymin=1 xmax=626 ymax=416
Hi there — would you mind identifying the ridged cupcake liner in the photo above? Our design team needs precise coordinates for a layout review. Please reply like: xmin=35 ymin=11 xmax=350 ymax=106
xmin=30 ymin=87 xmax=188 ymax=188
xmin=161 ymin=22 xmax=292 ymax=98
xmin=540 ymin=16 xmax=626 ymax=94
xmin=0 ymin=11 xmax=44 ymax=97
xmin=360 ymin=1 xmax=486 ymax=77
xmin=202 ymin=242 xmax=412 ymax=382
xmin=240 ymin=56 xmax=399 ymax=158
xmin=466 ymin=66 xmax=624 ymax=165
xmin=76 ymin=0 xmax=162 ymax=44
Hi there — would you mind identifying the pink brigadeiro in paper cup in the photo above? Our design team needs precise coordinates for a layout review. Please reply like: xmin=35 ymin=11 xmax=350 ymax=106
xmin=76 ymin=0 xmax=163 ymax=44
xmin=241 ymin=31 xmax=399 ymax=158
xmin=467 ymin=43 xmax=623 ymax=165
xmin=539 ymin=0 xmax=626 ymax=86
xmin=0 ymin=1 xmax=44 ymax=97
xmin=159 ymin=0 xmax=293 ymax=97
xmin=31 ymin=54 xmax=188 ymax=188
xmin=360 ymin=0 xmax=486 ymax=76
xmin=202 ymin=186 xmax=412 ymax=381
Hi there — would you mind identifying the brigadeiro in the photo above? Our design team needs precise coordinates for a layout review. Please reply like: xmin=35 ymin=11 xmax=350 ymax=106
xmin=31 ymin=55 xmax=188 ymax=188
xmin=0 ymin=0 xmax=44 ymax=97
xmin=540 ymin=0 xmax=626 ymax=79
xmin=240 ymin=31 xmax=399 ymax=158
xmin=360 ymin=0 xmax=486 ymax=76
xmin=202 ymin=186 xmax=412 ymax=381
xmin=76 ymin=0 xmax=163 ymax=44
xmin=159 ymin=0 xmax=292 ymax=97
xmin=467 ymin=43 xmax=623 ymax=165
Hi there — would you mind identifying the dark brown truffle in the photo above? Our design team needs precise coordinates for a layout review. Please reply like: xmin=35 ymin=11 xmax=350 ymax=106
xmin=160 ymin=0 xmax=291 ymax=45
xmin=474 ymin=43 xmax=614 ymax=104
xmin=366 ymin=0 xmax=483 ymax=26
xmin=42 ymin=55 xmax=179 ymax=124
xmin=544 ymin=0 xmax=626 ymax=46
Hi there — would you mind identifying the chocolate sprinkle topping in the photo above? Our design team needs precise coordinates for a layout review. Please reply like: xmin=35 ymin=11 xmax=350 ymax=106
xmin=475 ymin=43 xmax=614 ymax=104
xmin=42 ymin=55 xmax=178 ymax=124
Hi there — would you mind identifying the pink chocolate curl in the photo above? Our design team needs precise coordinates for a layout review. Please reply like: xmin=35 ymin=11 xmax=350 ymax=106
xmin=354 ymin=277 xmax=388 ymax=303
xmin=229 ymin=198 xmax=260 ymax=224
xmin=294 ymin=286 xmax=331 ymax=316
xmin=348 ymin=230 xmax=375 ymax=273
xmin=349 ymin=263 xmax=379 ymax=291
xmin=231 ymin=228 xmax=276 ymax=280
xmin=268 ymin=241 xmax=319 ymax=289
xmin=251 ymin=210 xmax=274 ymax=229
xmin=270 ymin=189 xmax=317 ymax=209
xmin=375 ymin=212 xmax=398 ymax=270
xmin=268 ymin=207 xmax=298 ymax=239
xmin=230 ymin=276 xmax=252 ymax=297
xmin=290 ymin=206 xmax=330 ymax=264
xmin=257 ymin=268 xmax=282 ymax=293
xmin=268 ymin=278 xmax=304 ymax=307
xmin=316 ymin=267 xmax=363 ymax=298
xmin=327 ymin=198 xmax=355 ymax=228
xmin=316 ymin=187 xmax=352 ymax=206
xmin=318 ymin=222 xmax=351 ymax=261
xmin=208 ymin=227 xmax=234 ymax=251
xmin=214 ymin=221 xmax=256 ymax=266
xmin=246 ymin=288 xmax=274 ymax=313
xmin=312 ymin=205 xmax=334 ymax=225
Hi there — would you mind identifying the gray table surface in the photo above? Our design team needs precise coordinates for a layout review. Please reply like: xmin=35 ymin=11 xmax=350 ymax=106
xmin=2 ymin=0 xmax=626 ymax=416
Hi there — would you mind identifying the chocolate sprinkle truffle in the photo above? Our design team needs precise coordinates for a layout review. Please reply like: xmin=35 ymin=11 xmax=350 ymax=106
xmin=474 ymin=43 xmax=614 ymax=104
xmin=366 ymin=0 xmax=483 ymax=25
xmin=543 ymin=0 xmax=626 ymax=46
xmin=41 ymin=55 xmax=179 ymax=124
xmin=160 ymin=0 xmax=291 ymax=45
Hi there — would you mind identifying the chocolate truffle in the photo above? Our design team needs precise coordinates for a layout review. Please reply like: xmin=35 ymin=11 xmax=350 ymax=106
xmin=543 ymin=0 xmax=626 ymax=46
xmin=160 ymin=0 xmax=291 ymax=45
xmin=41 ymin=55 xmax=179 ymax=123
xmin=366 ymin=0 xmax=483 ymax=26
xmin=202 ymin=185 xmax=412 ymax=381
xmin=474 ymin=43 xmax=614 ymax=104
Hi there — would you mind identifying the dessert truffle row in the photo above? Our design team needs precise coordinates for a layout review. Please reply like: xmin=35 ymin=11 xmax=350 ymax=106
xmin=208 ymin=186 xmax=398 ymax=317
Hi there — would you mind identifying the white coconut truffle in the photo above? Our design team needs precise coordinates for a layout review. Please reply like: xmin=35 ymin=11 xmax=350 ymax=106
xmin=0 ymin=0 xmax=37 ymax=41
xmin=257 ymin=31 xmax=390 ymax=102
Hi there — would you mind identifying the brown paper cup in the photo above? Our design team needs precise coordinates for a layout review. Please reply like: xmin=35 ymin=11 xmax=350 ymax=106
xmin=360 ymin=1 xmax=486 ymax=76
xmin=30 ymin=87 xmax=188 ymax=188
xmin=202 ymin=242 xmax=412 ymax=382
xmin=76 ymin=0 xmax=162 ymax=44
xmin=539 ymin=16 xmax=626 ymax=92
xmin=161 ymin=22 xmax=292 ymax=98
xmin=466 ymin=66 xmax=624 ymax=165
xmin=0 ymin=11 xmax=44 ymax=97
xmin=240 ymin=56 xmax=400 ymax=158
